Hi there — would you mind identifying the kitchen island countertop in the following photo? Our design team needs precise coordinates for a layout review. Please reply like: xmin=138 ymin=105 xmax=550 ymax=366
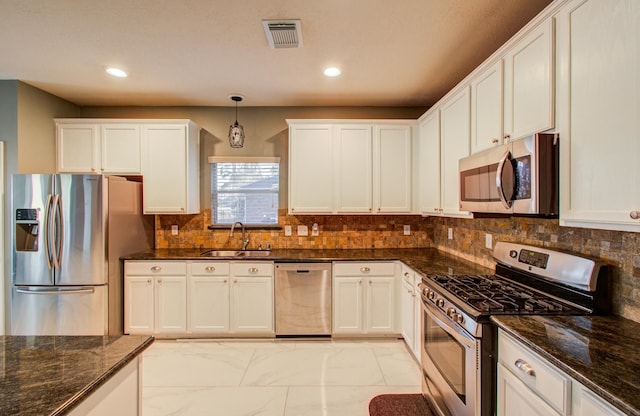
xmin=492 ymin=315 xmax=640 ymax=416
xmin=0 ymin=335 xmax=154 ymax=415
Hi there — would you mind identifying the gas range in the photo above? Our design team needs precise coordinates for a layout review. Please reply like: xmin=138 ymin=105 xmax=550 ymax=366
xmin=418 ymin=241 xmax=610 ymax=416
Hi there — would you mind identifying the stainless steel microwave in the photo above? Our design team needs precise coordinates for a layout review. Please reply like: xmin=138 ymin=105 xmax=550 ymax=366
xmin=459 ymin=133 xmax=559 ymax=215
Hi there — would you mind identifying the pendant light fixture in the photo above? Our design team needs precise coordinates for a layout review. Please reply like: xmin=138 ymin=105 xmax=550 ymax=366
xmin=228 ymin=95 xmax=245 ymax=148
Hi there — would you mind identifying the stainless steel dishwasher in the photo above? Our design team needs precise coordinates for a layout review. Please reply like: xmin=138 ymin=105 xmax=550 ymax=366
xmin=275 ymin=263 xmax=332 ymax=336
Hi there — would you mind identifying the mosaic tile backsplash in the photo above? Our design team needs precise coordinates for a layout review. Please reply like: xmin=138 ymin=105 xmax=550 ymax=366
xmin=155 ymin=211 xmax=640 ymax=323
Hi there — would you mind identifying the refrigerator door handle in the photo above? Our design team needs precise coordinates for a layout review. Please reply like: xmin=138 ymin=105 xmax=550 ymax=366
xmin=52 ymin=194 xmax=63 ymax=269
xmin=15 ymin=287 xmax=96 ymax=295
xmin=45 ymin=194 xmax=54 ymax=269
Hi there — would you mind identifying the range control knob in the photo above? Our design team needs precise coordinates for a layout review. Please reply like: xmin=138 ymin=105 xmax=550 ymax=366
xmin=436 ymin=298 xmax=445 ymax=308
xmin=427 ymin=291 xmax=436 ymax=300
xmin=446 ymin=308 xmax=457 ymax=318
xmin=455 ymin=314 xmax=465 ymax=325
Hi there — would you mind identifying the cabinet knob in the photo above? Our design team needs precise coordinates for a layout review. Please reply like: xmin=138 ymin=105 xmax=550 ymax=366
xmin=205 ymin=266 xmax=216 ymax=272
xmin=157 ymin=279 xmax=163 ymax=284
xmin=404 ymin=272 xmax=410 ymax=277
xmin=514 ymin=359 xmax=536 ymax=377
xmin=630 ymin=211 xmax=640 ymax=220
xmin=223 ymin=279 xmax=228 ymax=283
xmin=147 ymin=279 xmax=152 ymax=284
xmin=360 ymin=267 xmax=370 ymax=273
xmin=233 ymin=279 xmax=238 ymax=284
xmin=249 ymin=267 xmax=259 ymax=273
xmin=150 ymin=266 xmax=161 ymax=272
xmin=492 ymin=138 xmax=499 ymax=144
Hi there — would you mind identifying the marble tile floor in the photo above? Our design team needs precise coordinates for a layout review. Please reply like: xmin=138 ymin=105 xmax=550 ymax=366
xmin=142 ymin=338 xmax=422 ymax=416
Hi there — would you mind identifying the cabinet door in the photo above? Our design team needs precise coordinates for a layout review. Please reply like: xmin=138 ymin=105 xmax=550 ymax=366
xmin=575 ymin=386 xmax=625 ymax=416
xmin=56 ymin=124 xmax=99 ymax=173
xmin=188 ymin=276 xmax=229 ymax=333
xmin=374 ymin=125 xmax=412 ymax=213
xmin=142 ymin=125 xmax=189 ymax=214
xmin=418 ymin=111 xmax=441 ymax=215
xmin=400 ymin=279 xmax=415 ymax=349
xmin=334 ymin=125 xmax=372 ymax=213
xmin=440 ymin=87 xmax=471 ymax=217
xmin=231 ymin=277 xmax=274 ymax=333
xmin=332 ymin=277 xmax=363 ymax=334
xmin=557 ymin=0 xmax=640 ymax=231
xmin=155 ymin=276 xmax=187 ymax=334
xmin=497 ymin=363 xmax=561 ymax=416
xmin=471 ymin=60 xmax=504 ymax=153
xmin=124 ymin=276 xmax=154 ymax=334
xmin=504 ymin=17 xmax=554 ymax=140
xmin=101 ymin=124 xmax=141 ymax=174
xmin=365 ymin=277 xmax=396 ymax=333
xmin=289 ymin=124 xmax=334 ymax=213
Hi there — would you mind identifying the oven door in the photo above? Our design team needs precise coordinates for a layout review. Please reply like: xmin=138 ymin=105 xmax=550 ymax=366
xmin=421 ymin=299 xmax=480 ymax=416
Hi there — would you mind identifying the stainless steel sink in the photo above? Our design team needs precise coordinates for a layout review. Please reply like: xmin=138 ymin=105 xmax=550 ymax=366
xmin=200 ymin=250 xmax=271 ymax=257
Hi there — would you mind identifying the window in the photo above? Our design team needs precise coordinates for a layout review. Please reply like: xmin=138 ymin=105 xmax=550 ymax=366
xmin=208 ymin=157 xmax=279 ymax=225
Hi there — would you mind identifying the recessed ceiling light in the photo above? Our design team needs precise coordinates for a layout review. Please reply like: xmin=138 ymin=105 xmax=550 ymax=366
xmin=105 ymin=67 xmax=128 ymax=78
xmin=323 ymin=67 xmax=341 ymax=77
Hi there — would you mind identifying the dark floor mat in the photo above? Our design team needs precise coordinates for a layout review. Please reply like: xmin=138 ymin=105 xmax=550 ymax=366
xmin=368 ymin=393 xmax=434 ymax=416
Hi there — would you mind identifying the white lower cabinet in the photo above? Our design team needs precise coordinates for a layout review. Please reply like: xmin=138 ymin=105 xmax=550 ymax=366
xmin=230 ymin=262 xmax=275 ymax=334
xmin=125 ymin=260 xmax=274 ymax=337
xmin=188 ymin=262 xmax=231 ymax=333
xmin=400 ymin=264 xmax=420 ymax=360
xmin=332 ymin=262 xmax=397 ymax=335
xmin=498 ymin=329 xmax=625 ymax=416
xmin=124 ymin=261 xmax=187 ymax=336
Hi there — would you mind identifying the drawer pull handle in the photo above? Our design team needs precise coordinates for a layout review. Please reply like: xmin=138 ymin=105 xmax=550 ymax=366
xmin=205 ymin=266 xmax=216 ymax=272
xmin=150 ymin=266 xmax=161 ymax=272
xmin=249 ymin=268 xmax=259 ymax=273
xmin=514 ymin=359 xmax=536 ymax=377
xmin=360 ymin=267 xmax=370 ymax=273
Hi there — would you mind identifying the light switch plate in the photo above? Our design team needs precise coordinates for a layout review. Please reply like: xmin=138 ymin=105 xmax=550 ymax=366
xmin=171 ymin=225 xmax=178 ymax=235
xmin=485 ymin=233 xmax=493 ymax=249
xmin=284 ymin=225 xmax=292 ymax=236
xmin=297 ymin=225 xmax=309 ymax=236
xmin=448 ymin=228 xmax=453 ymax=240
xmin=403 ymin=225 xmax=410 ymax=235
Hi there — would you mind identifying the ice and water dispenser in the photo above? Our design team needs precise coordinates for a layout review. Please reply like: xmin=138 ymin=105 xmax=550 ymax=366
xmin=15 ymin=208 xmax=40 ymax=252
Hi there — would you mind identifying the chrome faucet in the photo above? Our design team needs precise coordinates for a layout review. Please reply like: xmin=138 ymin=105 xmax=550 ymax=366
xmin=230 ymin=221 xmax=249 ymax=250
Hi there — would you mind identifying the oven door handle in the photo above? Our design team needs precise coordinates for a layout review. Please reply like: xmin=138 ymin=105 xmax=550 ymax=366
xmin=422 ymin=299 xmax=476 ymax=349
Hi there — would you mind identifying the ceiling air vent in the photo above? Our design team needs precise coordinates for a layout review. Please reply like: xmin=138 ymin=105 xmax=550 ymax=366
xmin=262 ymin=19 xmax=303 ymax=49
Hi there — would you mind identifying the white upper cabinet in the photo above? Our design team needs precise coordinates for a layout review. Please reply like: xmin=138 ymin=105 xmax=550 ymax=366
xmin=557 ymin=0 xmax=640 ymax=231
xmin=288 ymin=120 xmax=413 ymax=215
xmin=56 ymin=121 xmax=142 ymax=174
xmin=503 ymin=17 xmax=554 ymax=141
xmin=141 ymin=121 xmax=200 ymax=215
xmin=440 ymin=87 xmax=472 ymax=217
xmin=418 ymin=110 xmax=441 ymax=215
xmin=288 ymin=124 xmax=334 ymax=214
xmin=334 ymin=125 xmax=373 ymax=213
xmin=373 ymin=125 xmax=412 ymax=213
xmin=471 ymin=60 xmax=504 ymax=153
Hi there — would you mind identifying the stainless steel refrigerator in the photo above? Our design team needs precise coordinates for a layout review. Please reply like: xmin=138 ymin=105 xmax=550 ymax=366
xmin=10 ymin=174 xmax=153 ymax=335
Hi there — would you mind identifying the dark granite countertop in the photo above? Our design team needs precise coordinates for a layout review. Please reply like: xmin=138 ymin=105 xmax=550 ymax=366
xmin=0 ymin=335 xmax=154 ymax=416
xmin=123 ymin=247 xmax=495 ymax=277
xmin=492 ymin=315 xmax=640 ymax=416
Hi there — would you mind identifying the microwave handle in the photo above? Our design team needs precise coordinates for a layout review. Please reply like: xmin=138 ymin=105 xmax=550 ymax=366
xmin=496 ymin=151 xmax=514 ymax=209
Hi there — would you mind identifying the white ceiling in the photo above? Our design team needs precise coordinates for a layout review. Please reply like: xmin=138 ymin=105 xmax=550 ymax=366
xmin=0 ymin=0 xmax=552 ymax=107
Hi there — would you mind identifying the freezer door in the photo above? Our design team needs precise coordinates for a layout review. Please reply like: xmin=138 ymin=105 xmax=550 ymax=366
xmin=12 ymin=174 xmax=55 ymax=285
xmin=55 ymin=174 xmax=107 ymax=285
xmin=10 ymin=285 xmax=107 ymax=335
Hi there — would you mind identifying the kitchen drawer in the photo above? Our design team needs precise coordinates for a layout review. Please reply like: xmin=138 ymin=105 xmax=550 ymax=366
xmin=125 ymin=261 xmax=187 ymax=276
xmin=499 ymin=332 xmax=571 ymax=415
xmin=190 ymin=262 xmax=230 ymax=276
xmin=333 ymin=262 xmax=396 ymax=277
xmin=231 ymin=262 xmax=274 ymax=277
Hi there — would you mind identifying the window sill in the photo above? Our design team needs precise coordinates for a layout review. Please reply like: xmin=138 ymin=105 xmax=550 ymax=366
xmin=207 ymin=224 xmax=282 ymax=231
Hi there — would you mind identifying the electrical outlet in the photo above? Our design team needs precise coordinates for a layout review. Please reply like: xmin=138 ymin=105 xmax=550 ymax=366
xmin=485 ymin=233 xmax=493 ymax=249
xmin=311 ymin=223 xmax=319 ymax=236
xmin=448 ymin=228 xmax=453 ymax=240
xmin=403 ymin=225 xmax=410 ymax=235
xmin=297 ymin=225 xmax=309 ymax=236
xmin=284 ymin=225 xmax=292 ymax=236
xmin=171 ymin=225 xmax=178 ymax=235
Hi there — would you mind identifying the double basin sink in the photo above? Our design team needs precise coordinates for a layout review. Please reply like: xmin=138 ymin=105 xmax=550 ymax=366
xmin=201 ymin=249 xmax=272 ymax=258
